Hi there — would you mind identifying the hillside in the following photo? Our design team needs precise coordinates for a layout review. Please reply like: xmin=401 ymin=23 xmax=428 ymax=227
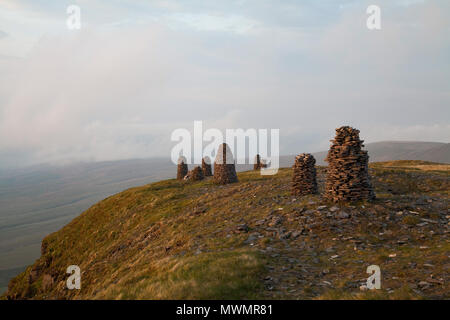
xmin=0 ymin=158 xmax=174 ymax=293
xmin=3 ymin=160 xmax=449 ymax=300
xmin=1 ymin=140 xmax=447 ymax=294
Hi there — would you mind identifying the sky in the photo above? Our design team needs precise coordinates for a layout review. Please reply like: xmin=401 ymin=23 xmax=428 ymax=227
xmin=0 ymin=0 xmax=449 ymax=168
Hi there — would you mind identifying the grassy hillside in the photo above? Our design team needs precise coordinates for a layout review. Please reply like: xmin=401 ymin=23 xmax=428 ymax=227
xmin=0 ymin=157 xmax=175 ymax=292
xmin=3 ymin=160 xmax=449 ymax=300
xmin=2 ymin=141 xmax=447 ymax=293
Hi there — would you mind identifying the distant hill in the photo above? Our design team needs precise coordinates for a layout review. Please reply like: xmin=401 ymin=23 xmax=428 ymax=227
xmin=280 ymin=141 xmax=449 ymax=166
xmin=406 ymin=143 xmax=450 ymax=163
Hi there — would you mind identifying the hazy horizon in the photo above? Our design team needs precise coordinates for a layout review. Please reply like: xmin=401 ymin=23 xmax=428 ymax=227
xmin=0 ymin=139 xmax=448 ymax=172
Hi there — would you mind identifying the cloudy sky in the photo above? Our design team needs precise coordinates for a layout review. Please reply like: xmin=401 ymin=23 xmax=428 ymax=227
xmin=0 ymin=0 xmax=449 ymax=168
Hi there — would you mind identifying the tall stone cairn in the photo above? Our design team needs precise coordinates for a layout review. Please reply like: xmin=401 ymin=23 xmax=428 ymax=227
xmin=292 ymin=153 xmax=318 ymax=196
xmin=202 ymin=157 xmax=212 ymax=176
xmin=213 ymin=143 xmax=238 ymax=184
xmin=176 ymin=157 xmax=188 ymax=180
xmin=325 ymin=126 xmax=375 ymax=202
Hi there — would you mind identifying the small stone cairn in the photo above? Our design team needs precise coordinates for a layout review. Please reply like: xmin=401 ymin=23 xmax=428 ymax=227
xmin=176 ymin=156 xmax=188 ymax=180
xmin=292 ymin=153 xmax=318 ymax=196
xmin=213 ymin=143 xmax=238 ymax=184
xmin=184 ymin=166 xmax=204 ymax=181
xmin=202 ymin=157 xmax=212 ymax=176
xmin=324 ymin=126 xmax=375 ymax=202
xmin=253 ymin=154 xmax=267 ymax=170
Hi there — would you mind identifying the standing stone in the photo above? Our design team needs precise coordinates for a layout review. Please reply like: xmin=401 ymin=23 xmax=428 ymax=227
xmin=177 ymin=156 xmax=188 ymax=180
xmin=214 ymin=143 xmax=238 ymax=184
xmin=325 ymin=126 xmax=375 ymax=202
xmin=202 ymin=157 xmax=212 ymax=176
xmin=292 ymin=153 xmax=318 ymax=196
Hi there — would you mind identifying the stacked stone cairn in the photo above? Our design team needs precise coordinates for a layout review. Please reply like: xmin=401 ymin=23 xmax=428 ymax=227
xmin=254 ymin=154 xmax=262 ymax=170
xmin=253 ymin=154 xmax=267 ymax=170
xmin=325 ymin=126 xmax=375 ymax=202
xmin=202 ymin=157 xmax=213 ymax=176
xmin=184 ymin=166 xmax=204 ymax=181
xmin=176 ymin=156 xmax=188 ymax=180
xmin=214 ymin=143 xmax=238 ymax=184
xmin=292 ymin=153 xmax=318 ymax=196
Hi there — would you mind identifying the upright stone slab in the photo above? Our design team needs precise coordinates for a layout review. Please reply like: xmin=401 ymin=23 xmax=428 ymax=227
xmin=202 ymin=157 xmax=212 ymax=176
xmin=325 ymin=126 xmax=375 ymax=202
xmin=177 ymin=156 xmax=188 ymax=180
xmin=214 ymin=143 xmax=238 ymax=184
xmin=292 ymin=153 xmax=318 ymax=196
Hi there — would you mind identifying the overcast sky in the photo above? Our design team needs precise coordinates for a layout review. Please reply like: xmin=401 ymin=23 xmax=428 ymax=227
xmin=0 ymin=0 xmax=449 ymax=168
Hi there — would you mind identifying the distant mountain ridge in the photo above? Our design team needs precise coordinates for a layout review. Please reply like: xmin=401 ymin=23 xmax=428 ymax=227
xmin=279 ymin=141 xmax=449 ymax=167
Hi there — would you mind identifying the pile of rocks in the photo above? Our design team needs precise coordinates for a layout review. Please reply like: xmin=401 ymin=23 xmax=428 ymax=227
xmin=184 ymin=166 xmax=204 ymax=181
xmin=292 ymin=153 xmax=318 ymax=196
xmin=202 ymin=157 xmax=212 ymax=176
xmin=214 ymin=143 xmax=238 ymax=184
xmin=325 ymin=126 xmax=375 ymax=202
xmin=177 ymin=157 xmax=188 ymax=180
xmin=254 ymin=154 xmax=262 ymax=170
xmin=253 ymin=154 xmax=267 ymax=170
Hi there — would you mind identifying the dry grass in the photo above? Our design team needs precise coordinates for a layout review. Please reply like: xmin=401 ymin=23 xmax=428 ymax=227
xmin=97 ymin=250 xmax=264 ymax=300
xmin=372 ymin=160 xmax=450 ymax=172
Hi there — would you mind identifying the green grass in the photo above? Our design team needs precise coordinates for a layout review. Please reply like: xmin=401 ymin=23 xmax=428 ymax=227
xmin=101 ymin=250 xmax=265 ymax=300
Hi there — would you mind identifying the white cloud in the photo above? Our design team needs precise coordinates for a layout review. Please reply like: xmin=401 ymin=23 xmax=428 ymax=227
xmin=0 ymin=1 xmax=449 ymax=167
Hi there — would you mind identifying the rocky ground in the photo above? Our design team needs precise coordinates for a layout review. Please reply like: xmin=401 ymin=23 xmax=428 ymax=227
xmin=232 ymin=164 xmax=449 ymax=299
